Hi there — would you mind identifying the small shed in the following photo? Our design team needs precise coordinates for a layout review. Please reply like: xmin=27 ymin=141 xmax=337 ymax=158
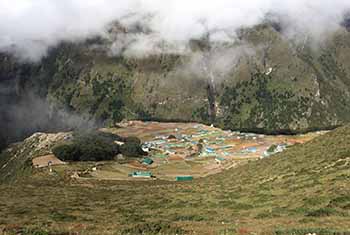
xmin=142 ymin=157 xmax=154 ymax=165
xmin=129 ymin=171 xmax=152 ymax=178
xmin=247 ymin=147 xmax=257 ymax=153
xmin=176 ymin=176 xmax=193 ymax=181
xmin=215 ymin=157 xmax=226 ymax=164
xmin=205 ymin=147 xmax=215 ymax=153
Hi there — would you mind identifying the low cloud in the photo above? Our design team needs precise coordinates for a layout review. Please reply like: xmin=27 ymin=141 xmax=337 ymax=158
xmin=0 ymin=82 xmax=96 ymax=143
xmin=0 ymin=0 xmax=350 ymax=61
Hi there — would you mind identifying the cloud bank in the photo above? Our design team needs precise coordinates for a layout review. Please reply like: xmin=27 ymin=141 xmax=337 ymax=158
xmin=1 ymin=0 xmax=350 ymax=61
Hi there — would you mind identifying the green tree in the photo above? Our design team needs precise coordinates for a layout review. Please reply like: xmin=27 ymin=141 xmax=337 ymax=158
xmin=0 ymin=133 xmax=7 ymax=152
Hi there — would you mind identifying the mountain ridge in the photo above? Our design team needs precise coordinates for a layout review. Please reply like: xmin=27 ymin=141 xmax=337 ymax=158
xmin=2 ymin=23 xmax=350 ymax=142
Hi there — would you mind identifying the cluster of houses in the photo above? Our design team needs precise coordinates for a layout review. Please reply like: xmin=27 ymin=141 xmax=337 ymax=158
xmin=125 ymin=124 xmax=291 ymax=181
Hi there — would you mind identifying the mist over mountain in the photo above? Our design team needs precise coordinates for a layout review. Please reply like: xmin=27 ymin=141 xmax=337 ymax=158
xmin=1 ymin=0 xmax=350 ymax=61
xmin=2 ymin=1 xmax=350 ymax=146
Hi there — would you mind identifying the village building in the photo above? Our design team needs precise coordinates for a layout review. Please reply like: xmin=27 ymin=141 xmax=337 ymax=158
xmin=142 ymin=157 xmax=154 ymax=165
xmin=176 ymin=176 xmax=193 ymax=181
xmin=129 ymin=171 xmax=153 ymax=178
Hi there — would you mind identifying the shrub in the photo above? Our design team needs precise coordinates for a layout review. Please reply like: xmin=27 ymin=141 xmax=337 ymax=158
xmin=54 ymin=141 xmax=118 ymax=162
xmin=3 ymin=228 xmax=50 ymax=235
xmin=328 ymin=196 xmax=350 ymax=210
xmin=52 ymin=144 xmax=80 ymax=161
xmin=306 ymin=207 xmax=339 ymax=217
xmin=53 ymin=130 xmax=120 ymax=161
xmin=0 ymin=133 xmax=7 ymax=152
xmin=121 ymin=222 xmax=185 ymax=235
xmin=267 ymin=144 xmax=277 ymax=153
xmin=275 ymin=228 xmax=350 ymax=235
xmin=120 ymin=141 xmax=146 ymax=157
xmin=53 ymin=130 xmax=145 ymax=161
xmin=174 ymin=214 xmax=206 ymax=221
xmin=122 ymin=136 xmax=141 ymax=145
xmin=78 ymin=138 xmax=118 ymax=161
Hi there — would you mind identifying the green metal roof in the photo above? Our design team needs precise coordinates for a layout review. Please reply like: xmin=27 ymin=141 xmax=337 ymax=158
xmin=142 ymin=158 xmax=154 ymax=165
xmin=176 ymin=176 xmax=193 ymax=181
xmin=131 ymin=171 xmax=152 ymax=177
xmin=215 ymin=157 xmax=226 ymax=162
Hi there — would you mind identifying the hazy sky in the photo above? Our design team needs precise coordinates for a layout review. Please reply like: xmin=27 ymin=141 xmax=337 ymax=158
xmin=1 ymin=0 xmax=349 ymax=61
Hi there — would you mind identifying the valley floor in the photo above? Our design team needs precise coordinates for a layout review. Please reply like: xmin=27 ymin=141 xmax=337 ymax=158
xmin=91 ymin=121 xmax=322 ymax=181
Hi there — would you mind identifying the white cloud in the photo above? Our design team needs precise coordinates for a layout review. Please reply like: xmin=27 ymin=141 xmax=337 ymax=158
xmin=0 ymin=0 xmax=349 ymax=61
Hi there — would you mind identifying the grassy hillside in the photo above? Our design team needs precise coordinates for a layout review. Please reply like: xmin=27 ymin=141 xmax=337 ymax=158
xmin=0 ymin=125 xmax=349 ymax=234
